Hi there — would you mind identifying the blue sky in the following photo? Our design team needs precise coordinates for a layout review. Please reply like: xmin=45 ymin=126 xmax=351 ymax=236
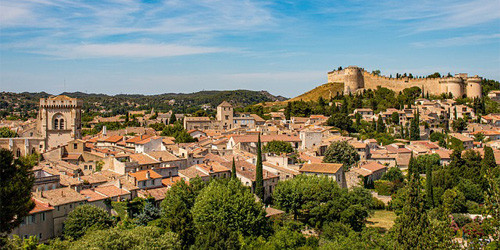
xmin=1 ymin=0 xmax=499 ymax=98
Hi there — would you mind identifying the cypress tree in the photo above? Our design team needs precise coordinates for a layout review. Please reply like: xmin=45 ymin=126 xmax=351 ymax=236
xmin=426 ymin=163 xmax=434 ymax=208
xmin=231 ymin=157 xmax=237 ymax=179
xmin=376 ymin=115 xmax=386 ymax=133
xmin=392 ymin=154 xmax=432 ymax=248
xmin=255 ymin=133 xmax=264 ymax=200
xmin=169 ymin=111 xmax=177 ymax=124
xmin=410 ymin=111 xmax=420 ymax=140
xmin=285 ymin=102 xmax=291 ymax=120
xmin=482 ymin=146 xmax=496 ymax=171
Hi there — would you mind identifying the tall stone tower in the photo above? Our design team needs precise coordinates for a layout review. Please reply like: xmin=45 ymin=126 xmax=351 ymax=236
xmin=216 ymin=101 xmax=233 ymax=129
xmin=343 ymin=66 xmax=364 ymax=94
xmin=37 ymin=95 xmax=82 ymax=150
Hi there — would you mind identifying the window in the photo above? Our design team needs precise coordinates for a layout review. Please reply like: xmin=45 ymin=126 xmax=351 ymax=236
xmin=16 ymin=149 xmax=21 ymax=158
xmin=54 ymin=119 xmax=58 ymax=129
xmin=41 ymin=212 xmax=46 ymax=221
xmin=57 ymin=206 xmax=60 ymax=211
xmin=31 ymin=214 xmax=36 ymax=223
xmin=74 ymin=143 xmax=78 ymax=149
xmin=39 ymin=233 xmax=42 ymax=240
xmin=59 ymin=119 xmax=64 ymax=129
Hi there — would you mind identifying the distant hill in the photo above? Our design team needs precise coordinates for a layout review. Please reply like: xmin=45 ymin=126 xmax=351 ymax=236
xmin=0 ymin=90 xmax=287 ymax=116
xmin=288 ymin=82 xmax=344 ymax=102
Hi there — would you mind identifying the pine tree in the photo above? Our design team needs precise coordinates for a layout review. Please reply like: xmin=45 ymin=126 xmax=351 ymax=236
xmin=231 ymin=157 xmax=237 ymax=179
xmin=426 ymin=163 xmax=434 ymax=208
xmin=255 ymin=133 xmax=264 ymax=200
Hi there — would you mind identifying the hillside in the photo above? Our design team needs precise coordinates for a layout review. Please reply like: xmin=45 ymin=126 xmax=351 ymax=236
xmin=0 ymin=90 xmax=287 ymax=117
xmin=288 ymin=82 xmax=344 ymax=102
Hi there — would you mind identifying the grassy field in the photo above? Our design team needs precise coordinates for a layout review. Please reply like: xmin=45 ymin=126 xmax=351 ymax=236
xmin=366 ymin=210 xmax=397 ymax=233
xmin=288 ymin=82 xmax=344 ymax=103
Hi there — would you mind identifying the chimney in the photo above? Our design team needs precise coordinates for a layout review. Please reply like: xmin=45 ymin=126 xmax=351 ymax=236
xmin=146 ymin=170 xmax=150 ymax=179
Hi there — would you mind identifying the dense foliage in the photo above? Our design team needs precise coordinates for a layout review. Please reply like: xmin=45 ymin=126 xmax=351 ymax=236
xmin=0 ymin=149 xmax=35 ymax=243
xmin=63 ymin=205 xmax=114 ymax=239
xmin=323 ymin=141 xmax=360 ymax=170
xmin=263 ymin=140 xmax=294 ymax=155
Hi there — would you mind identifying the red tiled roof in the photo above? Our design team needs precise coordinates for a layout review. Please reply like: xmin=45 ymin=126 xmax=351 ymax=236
xmin=104 ymin=135 xmax=123 ymax=143
xmin=128 ymin=169 xmax=162 ymax=181
xmin=299 ymin=163 xmax=343 ymax=174
xmin=30 ymin=199 xmax=54 ymax=214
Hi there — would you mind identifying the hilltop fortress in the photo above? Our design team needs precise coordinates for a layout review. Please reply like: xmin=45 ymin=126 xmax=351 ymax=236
xmin=328 ymin=66 xmax=482 ymax=98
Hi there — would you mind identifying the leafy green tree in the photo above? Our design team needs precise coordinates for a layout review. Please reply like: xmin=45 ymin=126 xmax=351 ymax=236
xmin=255 ymin=133 xmax=264 ymax=200
xmin=430 ymin=131 xmax=447 ymax=147
xmin=0 ymin=149 xmax=35 ymax=239
xmin=160 ymin=179 xmax=197 ymax=247
xmin=63 ymin=204 xmax=113 ymax=239
xmin=0 ymin=127 xmax=18 ymax=138
xmin=323 ymin=141 xmax=360 ymax=170
xmin=69 ymin=226 xmax=179 ymax=249
xmin=442 ymin=187 xmax=467 ymax=213
xmin=263 ymin=140 xmax=294 ymax=155
xmin=414 ymin=153 xmax=440 ymax=174
xmin=326 ymin=113 xmax=354 ymax=132
xmin=148 ymin=122 xmax=166 ymax=131
xmin=452 ymin=118 xmax=467 ymax=132
xmin=191 ymin=179 xmax=268 ymax=247
xmin=135 ymin=201 xmax=160 ymax=226
xmin=273 ymin=175 xmax=371 ymax=229
xmin=381 ymin=167 xmax=404 ymax=183
xmin=267 ymin=226 xmax=307 ymax=249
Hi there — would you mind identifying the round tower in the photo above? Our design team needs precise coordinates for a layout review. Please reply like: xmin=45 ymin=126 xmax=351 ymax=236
xmin=441 ymin=77 xmax=463 ymax=98
xmin=466 ymin=76 xmax=482 ymax=98
xmin=343 ymin=66 xmax=364 ymax=94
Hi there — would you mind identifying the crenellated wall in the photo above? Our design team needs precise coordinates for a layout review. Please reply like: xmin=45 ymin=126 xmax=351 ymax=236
xmin=327 ymin=66 xmax=482 ymax=98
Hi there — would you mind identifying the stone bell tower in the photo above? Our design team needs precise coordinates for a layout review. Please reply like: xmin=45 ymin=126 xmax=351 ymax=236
xmin=37 ymin=95 xmax=82 ymax=150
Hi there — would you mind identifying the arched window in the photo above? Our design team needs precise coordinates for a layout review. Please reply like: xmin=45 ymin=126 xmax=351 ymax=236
xmin=59 ymin=119 xmax=64 ymax=130
xmin=16 ymin=149 xmax=21 ymax=158
xmin=54 ymin=119 xmax=58 ymax=129
xmin=31 ymin=148 xmax=36 ymax=154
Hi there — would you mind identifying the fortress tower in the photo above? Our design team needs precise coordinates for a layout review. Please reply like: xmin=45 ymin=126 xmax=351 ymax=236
xmin=37 ymin=95 xmax=82 ymax=150
xmin=326 ymin=66 xmax=482 ymax=99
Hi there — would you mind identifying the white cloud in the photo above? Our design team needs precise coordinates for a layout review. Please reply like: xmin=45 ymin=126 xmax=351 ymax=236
xmin=34 ymin=43 xmax=231 ymax=58
xmin=412 ymin=33 xmax=500 ymax=48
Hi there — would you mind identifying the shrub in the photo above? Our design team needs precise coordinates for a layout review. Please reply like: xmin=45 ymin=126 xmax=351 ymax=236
xmin=370 ymin=197 xmax=385 ymax=210
xmin=374 ymin=180 xmax=395 ymax=196
xmin=452 ymin=213 xmax=472 ymax=228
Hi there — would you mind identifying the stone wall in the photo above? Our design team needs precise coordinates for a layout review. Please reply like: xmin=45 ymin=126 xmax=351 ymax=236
xmin=327 ymin=66 xmax=482 ymax=98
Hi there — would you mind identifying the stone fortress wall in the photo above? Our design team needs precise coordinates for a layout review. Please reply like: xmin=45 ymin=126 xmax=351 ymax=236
xmin=327 ymin=66 xmax=482 ymax=98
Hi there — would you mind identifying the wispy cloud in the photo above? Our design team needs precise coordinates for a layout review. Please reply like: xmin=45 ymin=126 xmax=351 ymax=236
xmin=34 ymin=43 xmax=232 ymax=59
xmin=412 ymin=33 xmax=500 ymax=48
xmin=0 ymin=0 xmax=274 ymax=58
